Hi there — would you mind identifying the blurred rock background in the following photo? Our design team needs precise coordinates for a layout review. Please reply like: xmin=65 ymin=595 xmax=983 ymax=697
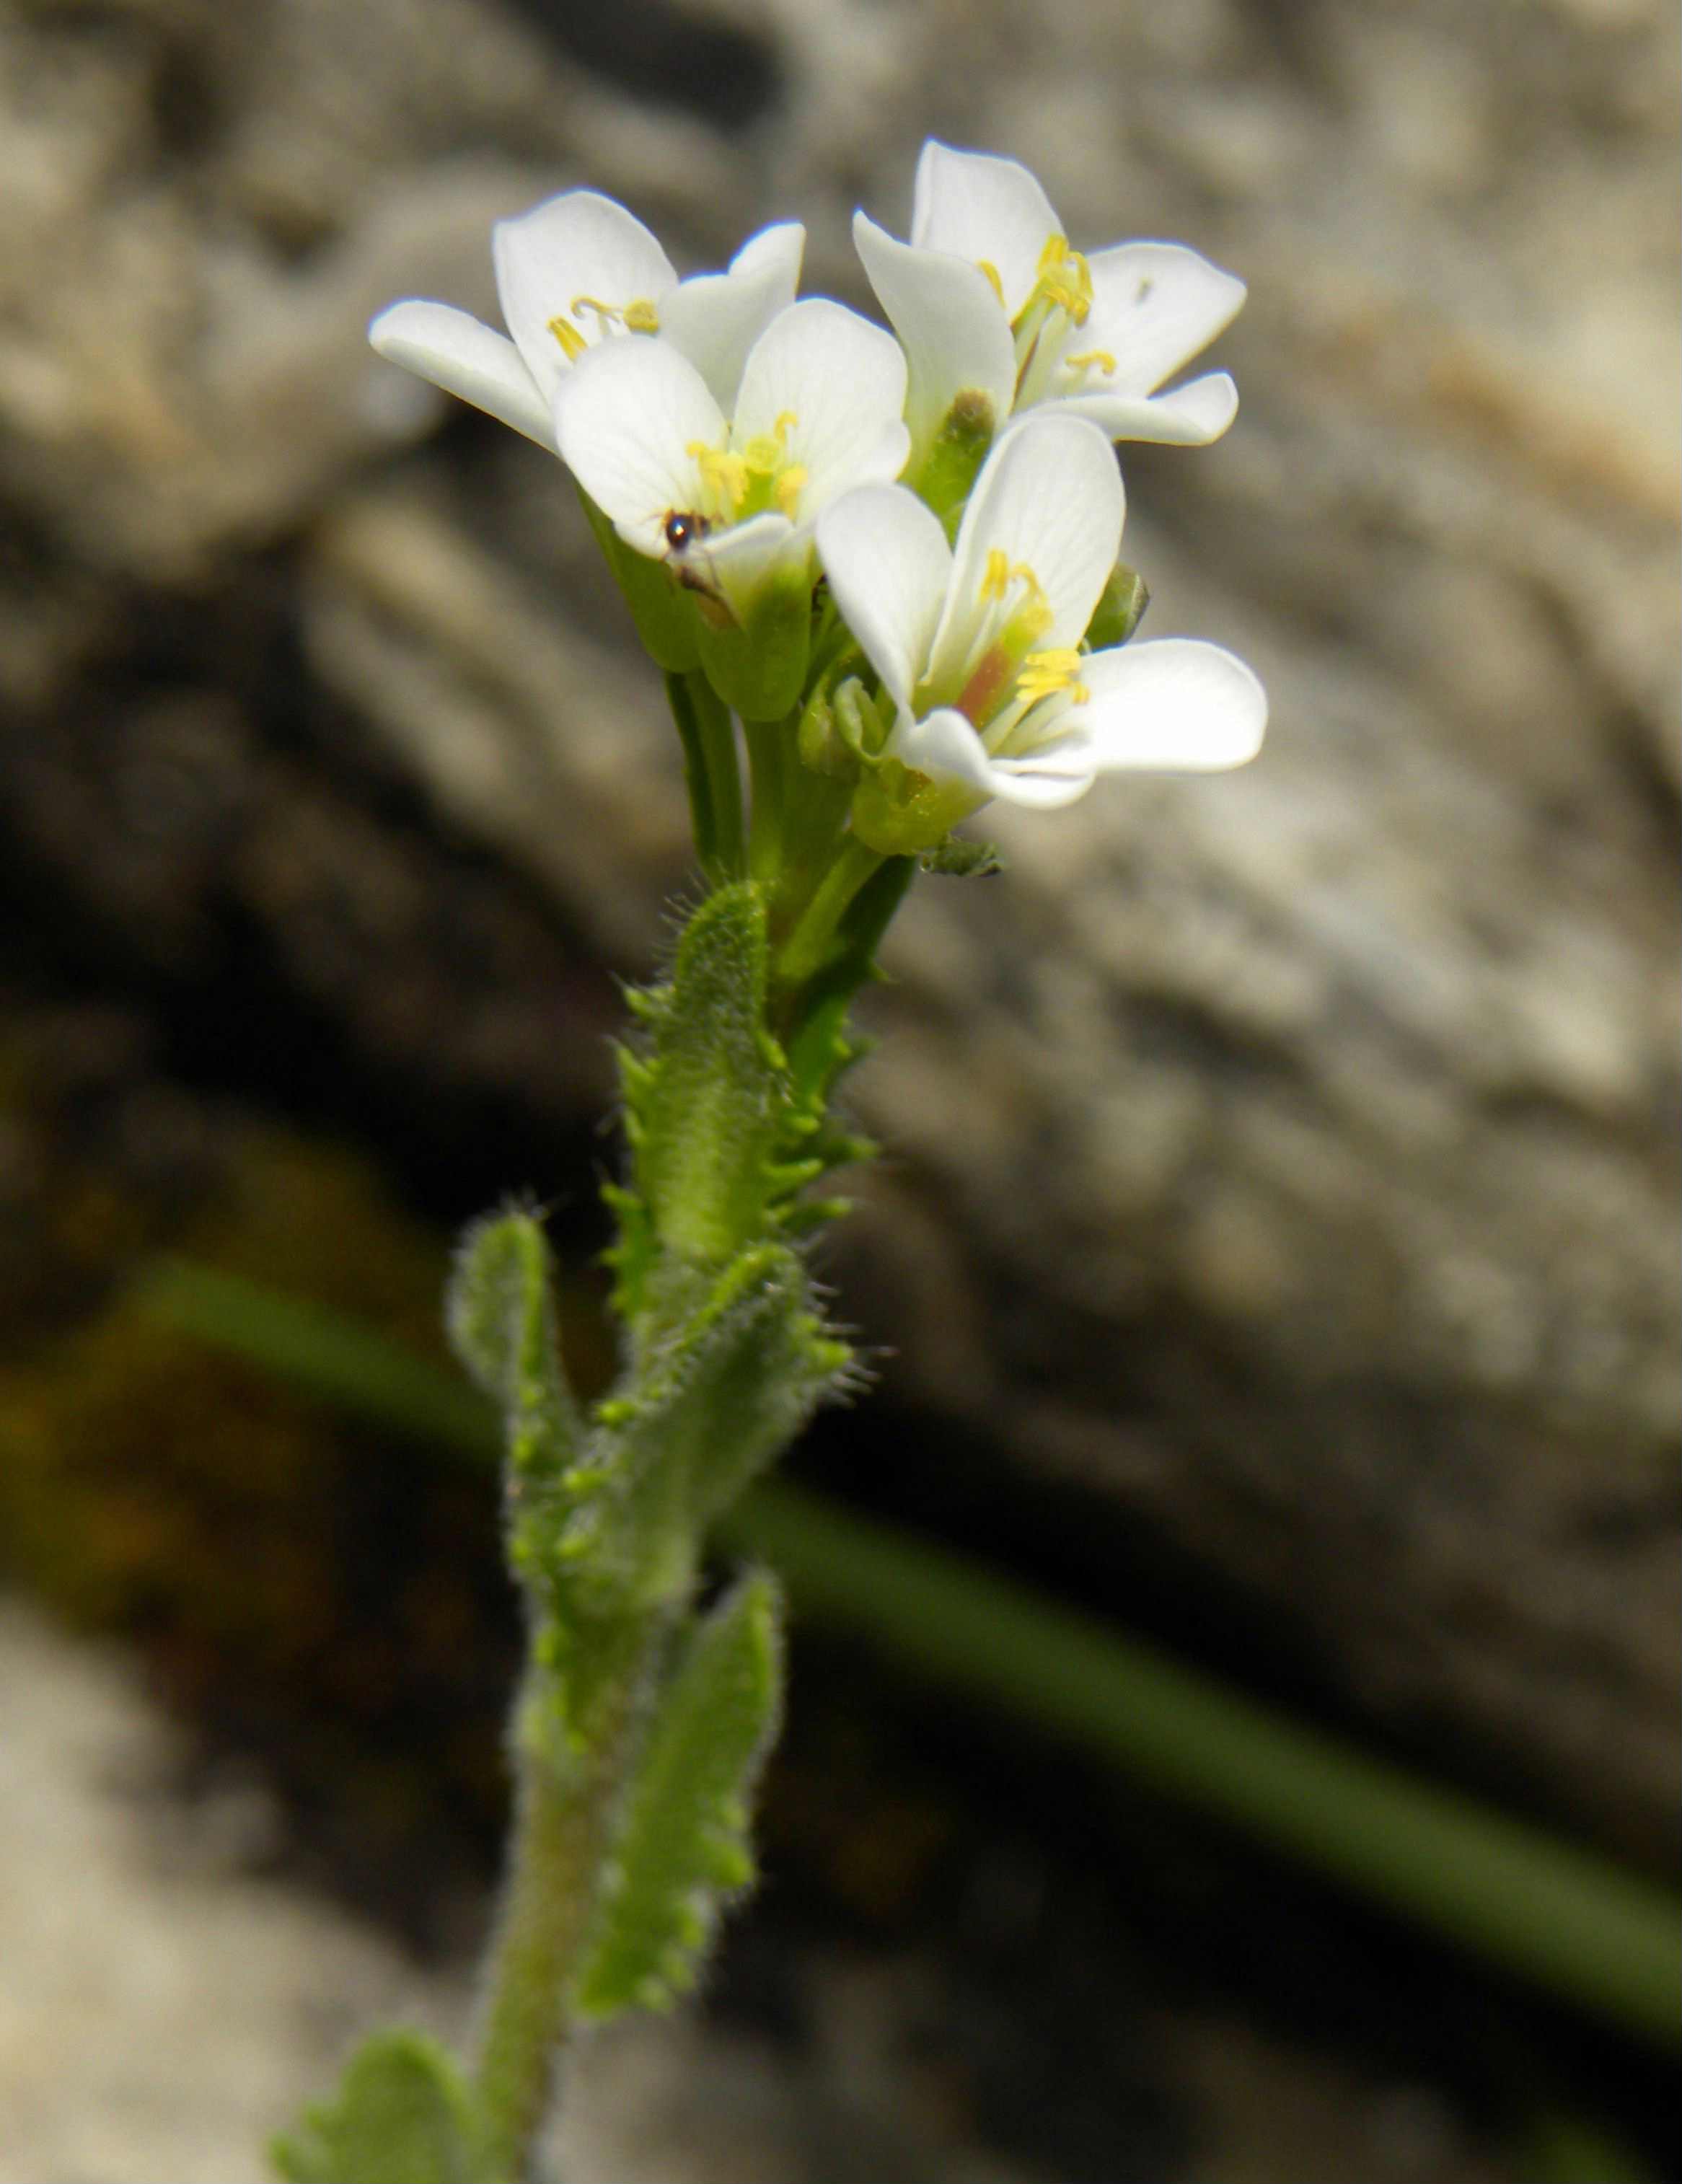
xmin=0 ymin=0 xmax=1676 ymax=2177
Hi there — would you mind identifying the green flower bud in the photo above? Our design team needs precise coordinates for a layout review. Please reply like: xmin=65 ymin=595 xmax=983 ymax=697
xmin=1083 ymin=560 xmax=1150 ymax=652
xmin=796 ymin=688 xmax=861 ymax=782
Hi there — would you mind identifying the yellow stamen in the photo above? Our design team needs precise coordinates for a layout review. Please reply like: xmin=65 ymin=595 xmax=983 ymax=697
xmin=1031 ymin=234 xmax=1093 ymax=327
xmin=1062 ymin=347 xmax=1117 ymax=380
xmin=976 ymin=259 xmax=1006 ymax=308
xmin=1015 ymin=647 xmax=1086 ymax=704
xmin=622 ymin=298 xmax=661 ymax=333
xmin=979 ymin=553 xmax=1049 ymax=615
xmin=686 ymin=441 xmax=749 ymax=512
xmin=547 ymin=314 xmax=588 ymax=361
xmin=683 ymin=410 xmax=803 ymax=524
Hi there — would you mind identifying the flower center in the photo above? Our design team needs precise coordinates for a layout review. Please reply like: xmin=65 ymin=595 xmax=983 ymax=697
xmin=547 ymin=293 xmax=661 ymax=361
xmin=1025 ymin=234 xmax=1093 ymax=327
xmin=950 ymin=552 xmax=1059 ymax=726
xmin=1008 ymin=234 xmax=1097 ymax=406
xmin=683 ymin=411 xmax=807 ymax=527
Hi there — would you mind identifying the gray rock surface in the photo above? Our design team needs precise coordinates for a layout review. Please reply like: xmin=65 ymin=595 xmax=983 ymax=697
xmin=1 ymin=0 xmax=1676 ymax=1880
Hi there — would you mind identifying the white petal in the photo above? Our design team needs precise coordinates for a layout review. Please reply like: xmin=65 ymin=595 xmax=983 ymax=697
xmin=493 ymin=189 xmax=677 ymax=404
xmin=367 ymin=300 xmax=556 ymax=449
xmin=733 ymin=299 xmax=910 ymax=512
xmin=1057 ymin=371 xmax=1238 ymax=446
xmin=890 ymin=705 xmax=1096 ymax=809
xmin=927 ymin=413 xmax=1124 ymax=688
xmin=910 ymin=141 xmax=1062 ymax=318
xmin=1073 ymin=638 xmax=1267 ymax=770
xmin=692 ymin=511 xmax=805 ymax=620
xmin=660 ymin=221 xmax=805 ymax=410
xmin=853 ymin=213 xmax=1016 ymax=459
xmin=816 ymin=485 xmax=953 ymax=710
xmin=551 ymin=336 xmax=721 ymax=558
xmin=1083 ymin=242 xmax=1246 ymax=393
xmin=728 ymin=219 xmax=806 ymax=286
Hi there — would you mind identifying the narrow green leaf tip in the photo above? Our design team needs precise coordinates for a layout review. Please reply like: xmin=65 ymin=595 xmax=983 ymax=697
xmin=446 ymin=1209 xmax=581 ymax=1481
xmin=270 ymin=2029 xmax=478 ymax=2184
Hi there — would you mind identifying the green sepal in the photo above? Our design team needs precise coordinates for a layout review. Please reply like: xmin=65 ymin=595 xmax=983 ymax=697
xmin=572 ymin=1570 xmax=784 ymax=2020
xmin=1084 ymin=561 xmax=1150 ymax=651
xmin=270 ymin=2029 xmax=479 ymax=2184
xmin=920 ymin=835 xmax=1004 ymax=877
xmin=693 ymin=563 xmax=811 ymax=722
xmin=911 ymin=388 xmax=996 ymax=530
xmin=848 ymin=758 xmax=975 ymax=855
xmin=577 ymin=484 xmax=700 ymax=672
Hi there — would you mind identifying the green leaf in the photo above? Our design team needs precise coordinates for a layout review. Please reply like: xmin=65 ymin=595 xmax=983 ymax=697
xmin=270 ymin=2029 xmax=479 ymax=2184
xmin=595 ymin=1245 xmax=850 ymax=1544
xmin=446 ymin=1209 xmax=581 ymax=1484
xmin=573 ymin=1571 xmax=784 ymax=2019
xmin=446 ymin=1211 xmax=622 ymax=1725
xmin=611 ymin=886 xmax=803 ymax=1316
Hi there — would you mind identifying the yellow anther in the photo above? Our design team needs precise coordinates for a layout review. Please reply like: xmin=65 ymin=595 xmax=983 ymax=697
xmin=569 ymin=294 xmax=621 ymax=327
xmin=772 ymin=410 xmax=798 ymax=443
xmin=686 ymin=441 xmax=750 ymax=514
xmin=1016 ymin=647 xmax=1086 ymax=704
xmin=1031 ymin=234 xmax=1093 ymax=326
xmin=547 ymin=314 xmax=588 ymax=361
xmin=1062 ymin=347 xmax=1117 ymax=380
xmin=976 ymin=259 xmax=1006 ymax=307
xmin=622 ymin=298 xmax=661 ymax=333
xmin=774 ymin=464 xmax=807 ymax=516
xmin=1023 ymin=646 xmax=1083 ymax=679
xmin=980 ymin=553 xmax=1049 ymax=612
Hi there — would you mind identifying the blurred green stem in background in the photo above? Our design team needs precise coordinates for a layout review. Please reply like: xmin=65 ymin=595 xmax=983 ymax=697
xmin=137 ymin=1256 xmax=1681 ymax=2060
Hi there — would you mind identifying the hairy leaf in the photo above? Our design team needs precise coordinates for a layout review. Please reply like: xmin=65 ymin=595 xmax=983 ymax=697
xmin=592 ymin=1245 xmax=850 ymax=1548
xmin=270 ymin=2030 xmax=478 ymax=2184
xmin=446 ymin=1207 xmax=581 ymax=1483
xmin=573 ymin=1571 xmax=784 ymax=2018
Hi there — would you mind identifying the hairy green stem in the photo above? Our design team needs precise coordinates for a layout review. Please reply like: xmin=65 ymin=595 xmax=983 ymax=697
xmin=471 ymin=1640 xmax=659 ymax=2180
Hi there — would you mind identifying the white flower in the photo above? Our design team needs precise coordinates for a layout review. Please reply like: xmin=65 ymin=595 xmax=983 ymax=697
xmin=552 ymin=297 xmax=910 ymax=623
xmin=368 ymin=188 xmax=804 ymax=452
xmin=853 ymin=141 xmax=1245 ymax=470
xmin=815 ymin=412 xmax=1265 ymax=846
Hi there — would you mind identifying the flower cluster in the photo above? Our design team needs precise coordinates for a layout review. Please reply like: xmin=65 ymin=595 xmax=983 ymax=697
xmin=371 ymin=141 xmax=1264 ymax=856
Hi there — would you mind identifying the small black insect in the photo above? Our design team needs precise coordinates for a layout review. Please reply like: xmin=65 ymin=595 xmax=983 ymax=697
xmin=663 ymin=511 xmax=711 ymax=552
